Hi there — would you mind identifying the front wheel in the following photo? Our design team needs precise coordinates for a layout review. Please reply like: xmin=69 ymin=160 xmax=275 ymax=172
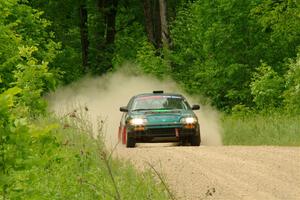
xmin=190 ymin=133 xmax=201 ymax=146
xmin=126 ymin=134 xmax=136 ymax=148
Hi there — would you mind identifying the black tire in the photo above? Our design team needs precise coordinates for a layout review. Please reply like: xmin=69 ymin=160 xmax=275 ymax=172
xmin=179 ymin=137 xmax=189 ymax=146
xmin=126 ymin=135 xmax=136 ymax=148
xmin=190 ymin=133 xmax=201 ymax=146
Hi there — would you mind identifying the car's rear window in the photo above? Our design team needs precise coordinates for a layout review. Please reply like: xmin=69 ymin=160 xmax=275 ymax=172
xmin=131 ymin=95 xmax=189 ymax=110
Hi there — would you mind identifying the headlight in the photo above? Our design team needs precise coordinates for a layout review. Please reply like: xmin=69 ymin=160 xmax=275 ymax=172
xmin=129 ymin=118 xmax=147 ymax=125
xmin=181 ymin=117 xmax=197 ymax=124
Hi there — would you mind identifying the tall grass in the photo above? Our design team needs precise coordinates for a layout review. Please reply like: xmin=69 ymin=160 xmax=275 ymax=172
xmin=222 ymin=113 xmax=300 ymax=146
xmin=3 ymin=111 xmax=169 ymax=200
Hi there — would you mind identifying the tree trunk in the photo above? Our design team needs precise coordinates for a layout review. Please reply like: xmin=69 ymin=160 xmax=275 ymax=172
xmin=79 ymin=3 xmax=89 ymax=72
xmin=94 ymin=0 xmax=118 ymax=74
xmin=159 ymin=0 xmax=170 ymax=47
xmin=143 ymin=0 xmax=155 ymax=45
xmin=143 ymin=0 xmax=170 ymax=49
xmin=105 ymin=0 xmax=118 ymax=45
xmin=153 ymin=0 xmax=162 ymax=48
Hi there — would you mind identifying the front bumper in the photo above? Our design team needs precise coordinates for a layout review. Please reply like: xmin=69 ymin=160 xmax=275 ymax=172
xmin=127 ymin=123 xmax=199 ymax=142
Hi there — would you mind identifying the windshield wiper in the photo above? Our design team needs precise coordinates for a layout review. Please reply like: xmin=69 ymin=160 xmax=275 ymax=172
xmin=131 ymin=108 xmax=155 ymax=111
xmin=163 ymin=107 xmax=181 ymax=110
xmin=132 ymin=108 xmax=182 ymax=111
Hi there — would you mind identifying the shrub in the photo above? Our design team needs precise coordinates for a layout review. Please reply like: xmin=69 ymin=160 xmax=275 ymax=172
xmin=0 ymin=87 xmax=58 ymax=199
xmin=250 ymin=63 xmax=284 ymax=110
xmin=0 ymin=103 xmax=169 ymax=199
xmin=13 ymin=46 xmax=57 ymax=116
xmin=136 ymin=41 xmax=171 ymax=78
xmin=284 ymin=53 xmax=300 ymax=113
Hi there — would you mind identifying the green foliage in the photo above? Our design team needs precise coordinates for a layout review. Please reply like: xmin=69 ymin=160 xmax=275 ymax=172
xmin=0 ymin=87 xmax=57 ymax=199
xmin=0 ymin=2 xmax=170 ymax=199
xmin=170 ymin=0 xmax=300 ymax=110
xmin=231 ymin=104 xmax=252 ymax=117
xmin=111 ymin=0 xmax=172 ymax=78
xmin=250 ymin=63 xmax=284 ymax=110
xmin=14 ymin=46 xmax=57 ymax=115
xmin=1 ymin=1 xmax=300 ymax=199
xmin=28 ymin=0 xmax=83 ymax=84
xmin=251 ymin=0 xmax=300 ymax=69
xmin=170 ymin=0 xmax=257 ymax=109
xmin=284 ymin=52 xmax=300 ymax=113
xmin=0 ymin=0 xmax=60 ymax=90
xmin=113 ymin=22 xmax=146 ymax=67
xmin=136 ymin=41 xmax=171 ymax=78
xmin=1 ymin=110 xmax=168 ymax=199
xmin=23 ymin=0 xmax=299 ymax=112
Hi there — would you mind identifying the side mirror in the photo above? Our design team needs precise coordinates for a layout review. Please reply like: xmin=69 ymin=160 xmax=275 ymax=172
xmin=120 ymin=106 xmax=128 ymax=112
xmin=192 ymin=105 xmax=200 ymax=110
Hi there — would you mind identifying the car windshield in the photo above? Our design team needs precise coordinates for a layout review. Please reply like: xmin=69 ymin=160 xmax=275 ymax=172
xmin=131 ymin=95 xmax=189 ymax=111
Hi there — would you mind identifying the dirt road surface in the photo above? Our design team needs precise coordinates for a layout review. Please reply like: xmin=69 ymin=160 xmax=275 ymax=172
xmin=116 ymin=144 xmax=300 ymax=200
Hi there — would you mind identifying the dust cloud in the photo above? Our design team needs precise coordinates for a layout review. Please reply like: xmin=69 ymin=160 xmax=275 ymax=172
xmin=47 ymin=67 xmax=222 ymax=147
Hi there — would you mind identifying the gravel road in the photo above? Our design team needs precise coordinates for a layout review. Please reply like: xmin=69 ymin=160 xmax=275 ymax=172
xmin=116 ymin=144 xmax=300 ymax=200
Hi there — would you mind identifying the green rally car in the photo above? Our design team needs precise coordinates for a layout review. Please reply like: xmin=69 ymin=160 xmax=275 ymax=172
xmin=118 ymin=91 xmax=201 ymax=148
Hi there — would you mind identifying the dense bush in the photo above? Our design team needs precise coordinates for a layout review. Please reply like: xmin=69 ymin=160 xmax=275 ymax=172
xmin=0 ymin=2 xmax=59 ymax=195
xmin=135 ymin=41 xmax=171 ymax=78
xmin=250 ymin=63 xmax=284 ymax=110
xmin=0 ymin=0 xmax=60 ymax=90
xmin=284 ymin=52 xmax=300 ymax=113
xmin=0 ymin=87 xmax=54 ymax=198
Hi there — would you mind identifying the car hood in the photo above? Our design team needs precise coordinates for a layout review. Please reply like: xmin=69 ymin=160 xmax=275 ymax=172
xmin=129 ymin=109 xmax=196 ymax=124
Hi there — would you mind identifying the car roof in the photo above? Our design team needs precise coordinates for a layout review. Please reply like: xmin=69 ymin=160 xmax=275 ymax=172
xmin=133 ymin=93 xmax=184 ymax=99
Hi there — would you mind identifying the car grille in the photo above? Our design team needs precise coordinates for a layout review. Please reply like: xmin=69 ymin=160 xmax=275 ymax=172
xmin=147 ymin=128 xmax=176 ymax=137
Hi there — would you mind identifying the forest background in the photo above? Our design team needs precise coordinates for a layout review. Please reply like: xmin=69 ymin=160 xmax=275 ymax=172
xmin=0 ymin=0 xmax=299 ymax=199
